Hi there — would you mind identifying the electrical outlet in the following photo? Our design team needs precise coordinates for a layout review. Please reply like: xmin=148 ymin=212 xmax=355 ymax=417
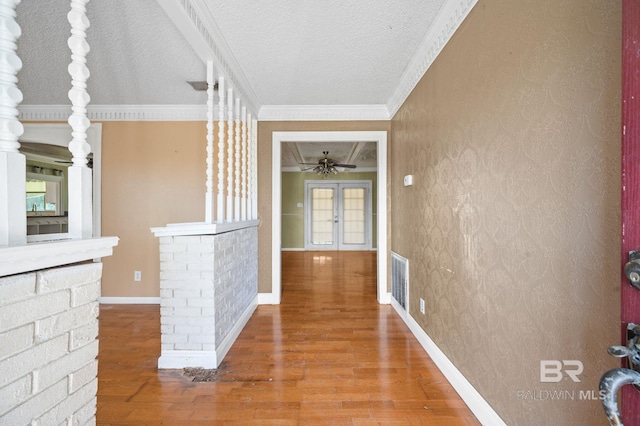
xmin=420 ymin=298 xmax=425 ymax=314
xmin=134 ymin=270 xmax=142 ymax=282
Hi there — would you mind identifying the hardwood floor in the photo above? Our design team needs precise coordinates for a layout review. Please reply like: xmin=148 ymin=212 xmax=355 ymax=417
xmin=97 ymin=251 xmax=479 ymax=425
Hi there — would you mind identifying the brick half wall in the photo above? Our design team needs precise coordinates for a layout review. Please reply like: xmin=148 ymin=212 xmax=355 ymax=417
xmin=158 ymin=225 xmax=259 ymax=369
xmin=0 ymin=262 xmax=102 ymax=425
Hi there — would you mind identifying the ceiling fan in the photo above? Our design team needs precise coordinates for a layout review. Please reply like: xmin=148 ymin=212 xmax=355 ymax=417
xmin=299 ymin=151 xmax=356 ymax=176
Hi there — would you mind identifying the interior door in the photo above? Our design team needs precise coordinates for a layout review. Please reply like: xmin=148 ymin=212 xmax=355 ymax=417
xmin=307 ymin=183 xmax=337 ymax=250
xmin=305 ymin=181 xmax=371 ymax=250
xmin=337 ymin=183 xmax=370 ymax=250
xmin=621 ymin=1 xmax=640 ymax=420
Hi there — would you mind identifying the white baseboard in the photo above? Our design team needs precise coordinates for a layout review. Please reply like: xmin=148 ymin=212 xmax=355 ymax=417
xmin=392 ymin=304 xmax=507 ymax=426
xmin=281 ymin=248 xmax=305 ymax=251
xmin=390 ymin=298 xmax=408 ymax=319
xmin=258 ymin=292 xmax=278 ymax=305
xmin=158 ymin=295 xmax=258 ymax=370
xmin=215 ymin=295 xmax=258 ymax=363
xmin=158 ymin=350 xmax=218 ymax=369
xmin=378 ymin=291 xmax=391 ymax=304
xmin=99 ymin=297 xmax=160 ymax=304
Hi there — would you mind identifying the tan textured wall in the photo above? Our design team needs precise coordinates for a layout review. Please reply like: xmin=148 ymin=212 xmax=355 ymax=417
xmin=257 ymin=121 xmax=390 ymax=293
xmin=390 ymin=0 xmax=620 ymax=424
xmin=101 ymin=121 xmax=206 ymax=297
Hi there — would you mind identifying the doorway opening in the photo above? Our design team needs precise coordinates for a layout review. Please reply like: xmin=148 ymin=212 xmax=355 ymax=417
xmin=271 ymin=131 xmax=388 ymax=305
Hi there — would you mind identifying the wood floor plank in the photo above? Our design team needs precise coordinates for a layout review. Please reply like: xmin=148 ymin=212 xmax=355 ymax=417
xmin=96 ymin=251 xmax=479 ymax=425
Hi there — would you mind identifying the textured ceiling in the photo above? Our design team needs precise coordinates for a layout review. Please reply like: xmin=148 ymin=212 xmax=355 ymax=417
xmin=16 ymin=0 xmax=207 ymax=105
xmin=203 ymin=0 xmax=445 ymax=106
xmin=15 ymin=0 xmax=448 ymax=109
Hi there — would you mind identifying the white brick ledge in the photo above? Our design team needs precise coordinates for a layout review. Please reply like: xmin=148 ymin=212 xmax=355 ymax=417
xmin=0 ymin=237 xmax=119 ymax=277
xmin=150 ymin=220 xmax=259 ymax=237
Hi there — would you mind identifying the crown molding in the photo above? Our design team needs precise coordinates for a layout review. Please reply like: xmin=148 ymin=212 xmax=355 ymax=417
xmin=19 ymin=104 xmax=390 ymax=122
xmin=259 ymin=104 xmax=390 ymax=121
xmin=386 ymin=0 xmax=478 ymax=118
xmin=18 ymin=105 xmax=216 ymax=121
xmin=19 ymin=0 xmax=476 ymax=124
xmin=156 ymin=0 xmax=260 ymax=117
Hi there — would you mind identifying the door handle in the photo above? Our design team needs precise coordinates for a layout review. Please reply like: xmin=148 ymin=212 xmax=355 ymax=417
xmin=600 ymin=368 xmax=640 ymax=426
xmin=624 ymin=251 xmax=640 ymax=290
xmin=601 ymin=323 xmax=640 ymax=425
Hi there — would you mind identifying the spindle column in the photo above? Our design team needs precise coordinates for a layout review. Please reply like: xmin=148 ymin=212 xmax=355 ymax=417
xmin=0 ymin=0 xmax=24 ymax=246
xmin=67 ymin=0 xmax=93 ymax=239
xmin=205 ymin=61 xmax=215 ymax=223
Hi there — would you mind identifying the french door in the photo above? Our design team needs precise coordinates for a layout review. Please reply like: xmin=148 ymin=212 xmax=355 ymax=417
xmin=304 ymin=181 xmax=371 ymax=250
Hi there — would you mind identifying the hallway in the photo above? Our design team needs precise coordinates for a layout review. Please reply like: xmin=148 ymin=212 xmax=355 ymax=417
xmin=96 ymin=251 xmax=479 ymax=424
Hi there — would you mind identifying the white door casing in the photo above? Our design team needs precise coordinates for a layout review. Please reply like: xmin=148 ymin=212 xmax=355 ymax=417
xmin=271 ymin=131 xmax=389 ymax=305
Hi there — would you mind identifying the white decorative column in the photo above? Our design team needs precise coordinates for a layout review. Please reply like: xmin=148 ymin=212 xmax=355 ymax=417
xmin=0 ymin=0 xmax=24 ymax=246
xmin=216 ymin=76 xmax=225 ymax=223
xmin=67 ymin=0 xmax=92 ymax=239
xmin=246 ymin=115 xmax=253 ymax=220
xmin=250 ymin=117 xmax=258 ymax=220
xmin=226 ymin=88 xmax=234 ymax=222
xmin=240 ymin=107 xmax=247 ymax=221
xmin=234 ymin=98 xmax=241 ymax=221
xmin=205 ymin=61 xmax=215 ymax=223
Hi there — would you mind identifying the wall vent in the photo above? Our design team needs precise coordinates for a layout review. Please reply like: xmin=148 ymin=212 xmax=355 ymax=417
xmin=391 ymin=251 xmax=409 ymax=310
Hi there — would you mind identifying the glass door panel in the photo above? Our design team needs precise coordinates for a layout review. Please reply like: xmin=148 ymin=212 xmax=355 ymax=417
xmin=341 ymin=187 xmax=365 ymax=245
xmin=311 ymin=188 xmax=335 ymax=246
xmin=305 ymin=181 xmax=371 ymax=251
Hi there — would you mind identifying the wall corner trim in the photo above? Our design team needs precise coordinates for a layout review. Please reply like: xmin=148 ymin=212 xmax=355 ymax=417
xmin=386 ymin=0 xmax=479 ymax=118
xmin=379 ymin=291 xmax=391 ymax=304
xmin=393 ymin=305 xmax=507 ymax=426
xmin=258 ymin=292 xmax=277 ymax=305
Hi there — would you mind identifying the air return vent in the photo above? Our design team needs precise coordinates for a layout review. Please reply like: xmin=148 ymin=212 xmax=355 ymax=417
xmin=391 ymin=251 xmax=409 ymax=311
